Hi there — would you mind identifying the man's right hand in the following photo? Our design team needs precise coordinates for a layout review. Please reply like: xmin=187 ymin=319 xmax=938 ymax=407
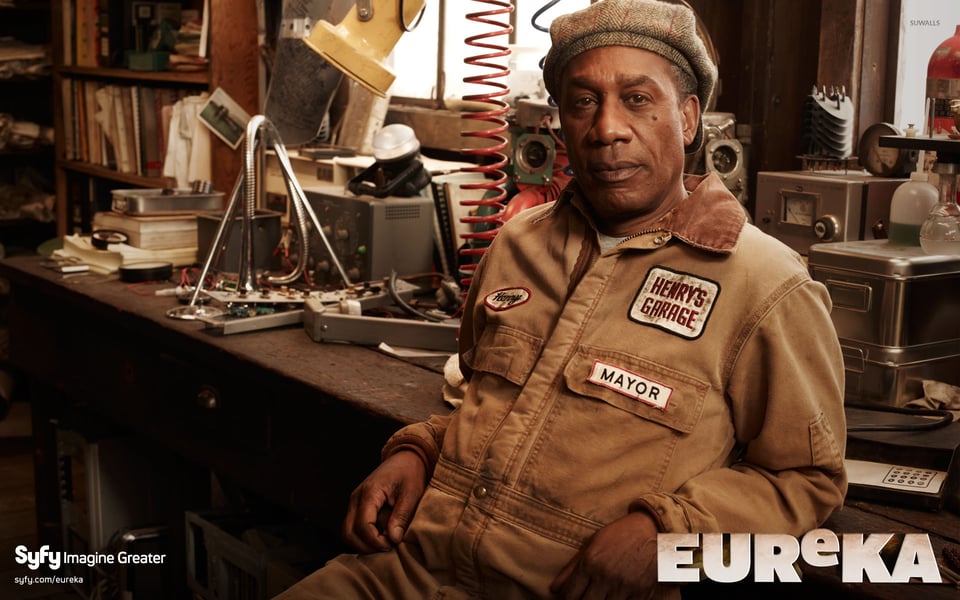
xmin=342 ymin=450 xmax=428 ymax=553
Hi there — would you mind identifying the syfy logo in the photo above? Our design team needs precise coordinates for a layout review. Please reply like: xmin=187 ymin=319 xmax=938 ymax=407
xmin=14 ymin=545 xmax=61 ymax=571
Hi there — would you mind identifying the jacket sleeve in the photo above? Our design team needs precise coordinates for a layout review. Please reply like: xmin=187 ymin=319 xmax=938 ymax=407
xmin=632 ymin=277 xmax=848 ymax=535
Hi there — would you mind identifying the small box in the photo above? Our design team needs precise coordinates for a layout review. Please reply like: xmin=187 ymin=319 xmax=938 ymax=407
xmin=196 ymin=210 xmax=283 ymax=273
xmin=808 ymin=240 xmax=960 ymax=405
xmin=125 ymin=50 xmax=170 ymax=71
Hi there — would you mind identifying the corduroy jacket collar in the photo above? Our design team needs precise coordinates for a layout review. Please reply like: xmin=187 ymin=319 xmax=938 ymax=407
xmin=546 ymin=172 xmax=747 ymax=254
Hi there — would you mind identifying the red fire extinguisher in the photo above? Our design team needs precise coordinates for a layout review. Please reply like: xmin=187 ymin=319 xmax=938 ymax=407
xmin=927 ymin=25 xmax=960 ymax=135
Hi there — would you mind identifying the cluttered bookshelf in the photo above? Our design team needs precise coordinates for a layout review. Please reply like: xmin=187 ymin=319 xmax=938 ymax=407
xmin=51 ymin=0 xmax=258 ymax=237
xmin=0 ymin=1 xmax=56 ymax=256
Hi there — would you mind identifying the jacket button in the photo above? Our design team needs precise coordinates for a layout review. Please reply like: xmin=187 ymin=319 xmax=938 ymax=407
xmin=473 ymin=485 xmax=488 ymax=498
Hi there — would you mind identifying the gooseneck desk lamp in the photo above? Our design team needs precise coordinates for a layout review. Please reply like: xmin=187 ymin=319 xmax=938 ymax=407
xmin=167 ymin=0 xmax=427 ymax=321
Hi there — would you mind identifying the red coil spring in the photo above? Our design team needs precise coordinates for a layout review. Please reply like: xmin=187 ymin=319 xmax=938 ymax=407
xmin=458 ymin=0 xmax=514 ymax=290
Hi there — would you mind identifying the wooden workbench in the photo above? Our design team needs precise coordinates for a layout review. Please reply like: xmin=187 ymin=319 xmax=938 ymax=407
xmin=1 ymin=255 xmax=957 ymax=599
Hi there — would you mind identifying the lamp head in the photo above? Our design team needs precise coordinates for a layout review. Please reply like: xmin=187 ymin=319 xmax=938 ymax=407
xmin=303 ymin=0 xmax=427 ymax=98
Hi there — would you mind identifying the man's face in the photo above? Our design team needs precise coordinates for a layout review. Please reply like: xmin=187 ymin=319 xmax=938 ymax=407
xmin=557 ymin=46 xmax=700 ymax=236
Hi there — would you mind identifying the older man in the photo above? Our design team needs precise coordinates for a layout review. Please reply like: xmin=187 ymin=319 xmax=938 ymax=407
xmin=277 ymin=1 xmax=847 ymax=598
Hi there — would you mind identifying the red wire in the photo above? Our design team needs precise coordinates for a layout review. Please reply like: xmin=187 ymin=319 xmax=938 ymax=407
xmin=458 ymin=0 xmax=514 ymax=291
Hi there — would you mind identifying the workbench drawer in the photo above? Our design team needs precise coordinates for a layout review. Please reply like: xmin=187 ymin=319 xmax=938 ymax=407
xmin=112 ymin=345 xmax=275 ymax=455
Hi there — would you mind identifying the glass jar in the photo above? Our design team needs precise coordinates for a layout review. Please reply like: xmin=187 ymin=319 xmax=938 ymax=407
xmin=919 ymin=161 xmax=960 ymax=255
xmin=889 ymin=168 xmax=938 ymax=245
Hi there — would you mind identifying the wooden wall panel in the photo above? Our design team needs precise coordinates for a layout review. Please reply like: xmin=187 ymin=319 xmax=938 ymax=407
xmin=209 ymin=0 xmax=260 ymax=199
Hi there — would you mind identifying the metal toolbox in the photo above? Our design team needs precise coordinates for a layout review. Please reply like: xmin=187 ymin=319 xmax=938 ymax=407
xmin=112 ymin=188 xmax=224 ymax=215
xmin=808 ymin=240 xmax=960 ymax=405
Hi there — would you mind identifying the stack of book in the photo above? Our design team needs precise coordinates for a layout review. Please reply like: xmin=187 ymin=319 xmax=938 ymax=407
xmin=92 ymin=210 xmax=199 ymax=251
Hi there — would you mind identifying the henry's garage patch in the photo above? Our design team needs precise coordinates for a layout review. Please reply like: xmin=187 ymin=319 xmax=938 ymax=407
xmin=484 ymin=287 xmax=531 ymax=311
xmin=629 ymin=267 xmax=719 ymax=339
xmin=588 ymin=360 xmax=672 ymax=410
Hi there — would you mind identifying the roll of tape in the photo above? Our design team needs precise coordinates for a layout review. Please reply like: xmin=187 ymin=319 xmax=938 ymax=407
xmin=91 ymin=229 xmax=129 ymax=250
xmin=119 ymin=261 xmax=174 ymax=283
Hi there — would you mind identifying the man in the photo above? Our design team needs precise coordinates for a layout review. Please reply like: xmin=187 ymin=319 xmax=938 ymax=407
xmin=278 ymin=0 xmax=847 ymax=598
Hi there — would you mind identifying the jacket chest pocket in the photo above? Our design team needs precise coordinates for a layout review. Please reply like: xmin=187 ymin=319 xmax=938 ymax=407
xmin=464 ymin=324 xmax=543 ymax=386
xmin=563 ymin=345 xmax=709 ymax=433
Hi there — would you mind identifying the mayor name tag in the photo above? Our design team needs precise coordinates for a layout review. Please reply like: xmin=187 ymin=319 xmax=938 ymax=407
xmin=588 ymin=360 xmax=673 ymax=410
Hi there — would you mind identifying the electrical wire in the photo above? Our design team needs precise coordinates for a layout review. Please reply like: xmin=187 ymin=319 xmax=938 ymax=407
xmin=845 ymin=402 xmax=954 ymax=433
xmin=531 ymin=0 xmax=563 ymax=32
xmin=388 ymin=270 xmax=446 ymax=322
xmin=400 ymin=0 xmax=428 ymax=32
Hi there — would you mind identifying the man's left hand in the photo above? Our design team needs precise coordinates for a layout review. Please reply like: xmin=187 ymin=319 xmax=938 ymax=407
xmin=550 ymin=511 xmax=660 ymax=600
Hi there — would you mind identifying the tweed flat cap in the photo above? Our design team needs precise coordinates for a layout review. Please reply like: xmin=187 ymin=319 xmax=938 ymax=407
xmin=542 ymin=0 xmax=717 ymax=152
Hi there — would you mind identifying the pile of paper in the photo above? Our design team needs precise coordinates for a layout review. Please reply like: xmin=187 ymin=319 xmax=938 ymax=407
xmin=56 ymin=234 xmax=196 ymax=274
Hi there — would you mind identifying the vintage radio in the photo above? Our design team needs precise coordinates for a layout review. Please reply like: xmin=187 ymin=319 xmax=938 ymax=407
xmin=301 ymin=185 xmax=435 ymax=286
xmin=808 ymin=240 xmax=960 ymax=405
xmin=756 ymin=171 xmax=906 ymax=255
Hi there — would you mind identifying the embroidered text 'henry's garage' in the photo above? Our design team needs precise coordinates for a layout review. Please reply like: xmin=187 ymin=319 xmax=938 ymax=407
xmin=630 ymin=267 xmax=719 ymax=339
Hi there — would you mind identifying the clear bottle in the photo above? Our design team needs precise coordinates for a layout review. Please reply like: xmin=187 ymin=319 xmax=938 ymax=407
xmin=889 ymin=167 xmax=938 ymax=246
xmin=919 ymin=161 xmax=960 ymax=255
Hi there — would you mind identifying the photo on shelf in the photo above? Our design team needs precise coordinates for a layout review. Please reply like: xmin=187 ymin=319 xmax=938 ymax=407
xmin=198 ymin=87 xmax=250 ymax=150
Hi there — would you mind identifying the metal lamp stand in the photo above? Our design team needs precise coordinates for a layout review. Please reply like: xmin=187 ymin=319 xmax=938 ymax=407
xmin=167 ymin=114 xmax=351 ymax=321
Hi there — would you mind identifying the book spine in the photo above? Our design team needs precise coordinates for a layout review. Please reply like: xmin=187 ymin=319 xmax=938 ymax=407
xmin=62 ymin=0 xmax=74 ymax=66
xmin=74 ymin=80 xmax=88 ymax=163
xmin=112 ymin=85 xmax=133 ymax=174
xmin=83 ymin=80 xmax=101 ymax=166
xmin=93 ymin=85 xmax=116 ymax=169
xmin=130 ymin=86 xmax=143 ymax=176
xmin=139 ymin=87 xmax=162 ymax=178
xmin=61 ymin=78 xmax=75 ymax=160
xmin=74 ymin=0 xmax=98 ymax=68
xmin=97 ymin=0 xmax=112 ymax=67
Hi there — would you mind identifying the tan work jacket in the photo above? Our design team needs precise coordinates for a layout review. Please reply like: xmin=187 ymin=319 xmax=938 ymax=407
xmin=384 ymin=173 xmax=848 ymax=598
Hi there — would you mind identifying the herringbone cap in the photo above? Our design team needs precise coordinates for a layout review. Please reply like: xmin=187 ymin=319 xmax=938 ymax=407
xmin=542 ymin=0 xmax=717 ymax=152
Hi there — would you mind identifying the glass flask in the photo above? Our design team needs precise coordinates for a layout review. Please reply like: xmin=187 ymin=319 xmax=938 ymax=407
xmin=919 ymin=161 xmax=960 ymax=255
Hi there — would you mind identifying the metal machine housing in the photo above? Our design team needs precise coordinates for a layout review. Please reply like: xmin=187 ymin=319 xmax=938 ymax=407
xmin=302 ymin=185 xmax=435 ymax=286
xmin=756 ymin=171 xmax=906 ymax=255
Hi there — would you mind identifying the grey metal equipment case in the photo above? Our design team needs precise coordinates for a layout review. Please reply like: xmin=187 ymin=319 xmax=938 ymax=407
xmin=807 ymin=240 xmax=960 ymax=406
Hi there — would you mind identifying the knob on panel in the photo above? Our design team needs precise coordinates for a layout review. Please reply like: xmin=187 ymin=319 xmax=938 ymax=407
xmin=813 ymin=215 xmax=841 ymax=241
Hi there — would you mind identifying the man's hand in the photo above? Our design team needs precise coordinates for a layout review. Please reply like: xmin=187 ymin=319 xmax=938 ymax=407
xmin=550 ymin=511 xmax=661 ymax=600
xmin=342 ymin=450 xmax=427 ymax=553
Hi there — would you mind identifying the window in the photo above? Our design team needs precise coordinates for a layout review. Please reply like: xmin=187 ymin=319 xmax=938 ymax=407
xmin=390 ymin=1 xmax=591 ymax=104
xmin=893 ymin=0 xmax=960 ymax=132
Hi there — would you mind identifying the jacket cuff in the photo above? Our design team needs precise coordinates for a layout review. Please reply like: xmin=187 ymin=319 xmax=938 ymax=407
xmin=630 ymin=495 xmax=692 ymax=534
xmin=381 ymin=425 xmax=442 ymax=477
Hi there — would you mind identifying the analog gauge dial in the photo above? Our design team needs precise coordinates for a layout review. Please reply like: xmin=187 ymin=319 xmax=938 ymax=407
xmin=782 ymin=193 xmax=816 ymax=226
xmin=858 ymin=122 xmax=915 ymax=177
